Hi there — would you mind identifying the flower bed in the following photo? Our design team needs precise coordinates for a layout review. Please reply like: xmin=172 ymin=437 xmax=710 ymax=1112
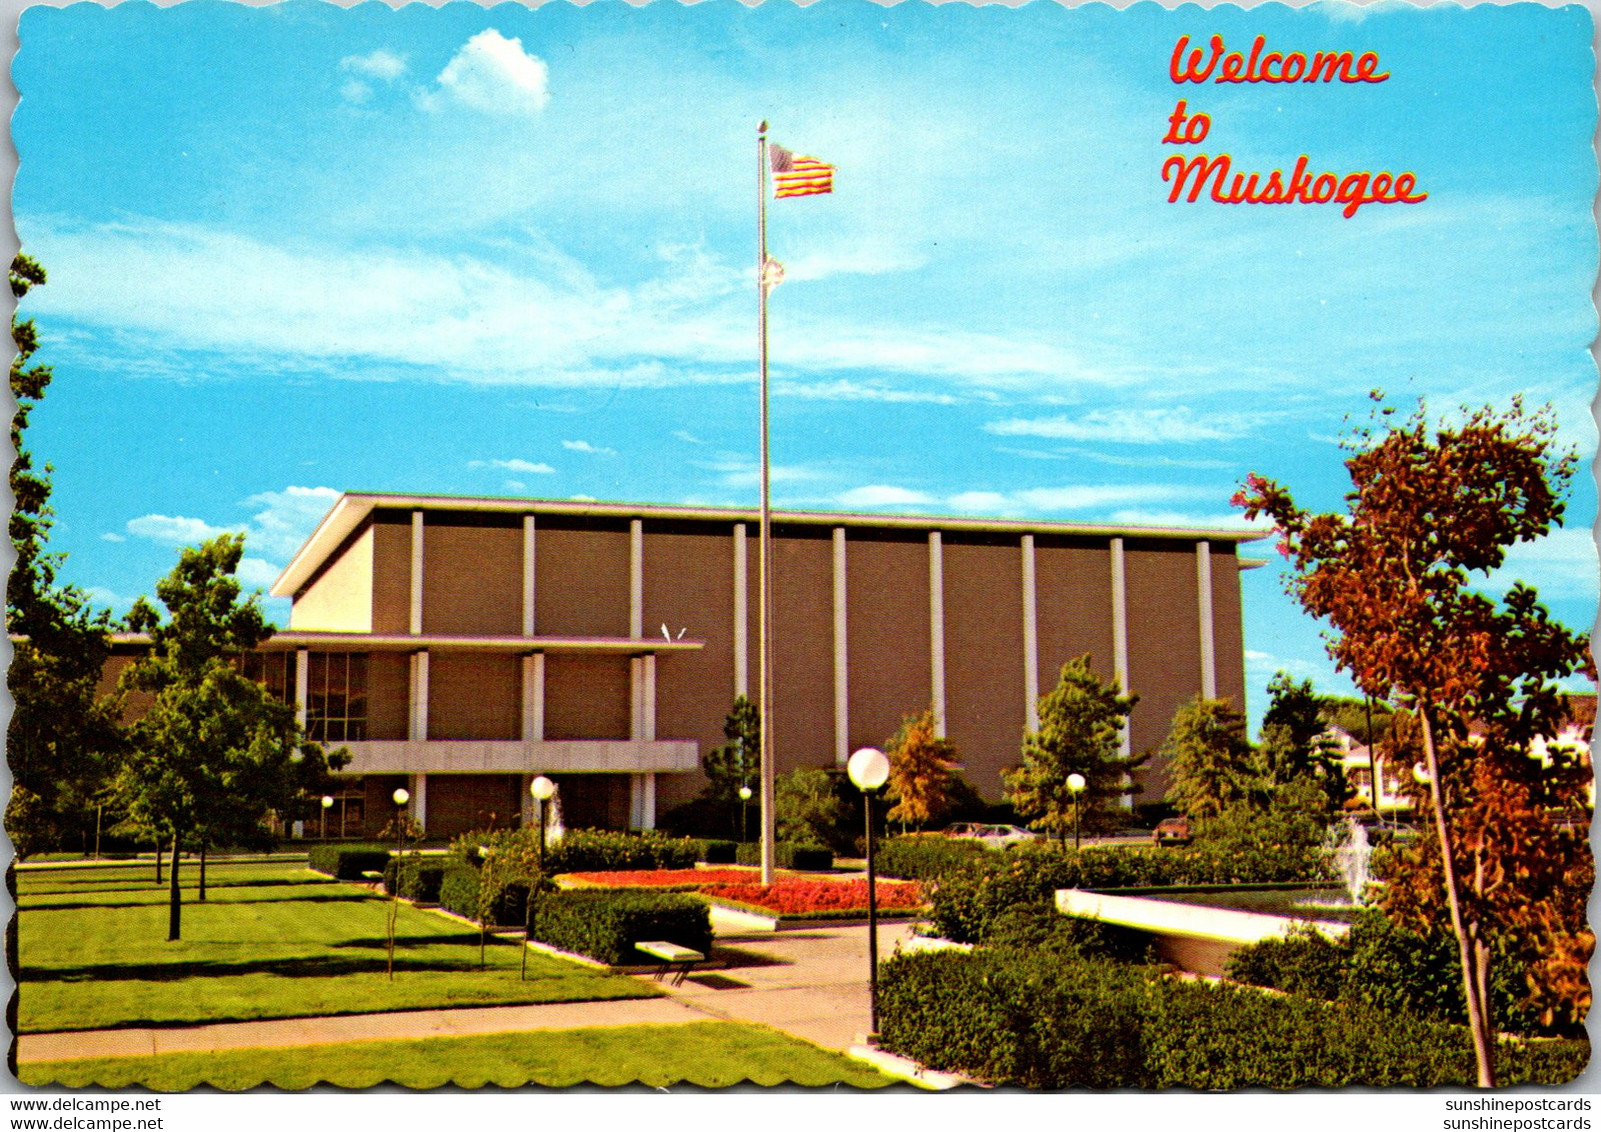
xmin=559 ymin=869 xmax=927 ymax=918
xmin=565 ymin=868 xmax=789 ymax=888
xmin=699 ymin=879 xmax=925 ymax=917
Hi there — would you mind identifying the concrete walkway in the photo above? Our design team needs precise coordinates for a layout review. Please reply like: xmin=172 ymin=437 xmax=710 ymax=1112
xmin=17 ymin=920 xmax=921 ymax=1064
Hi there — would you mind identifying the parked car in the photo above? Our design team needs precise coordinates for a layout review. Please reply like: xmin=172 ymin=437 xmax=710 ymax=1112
xmin=1153 ymin=816 xmax=1192 ymax=846
xmin=939 ymin=822 xmax=1042 ymax=849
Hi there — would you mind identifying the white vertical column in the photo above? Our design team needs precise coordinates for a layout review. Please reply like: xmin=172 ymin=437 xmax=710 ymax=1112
xmin=294 ymin=648 xmax=310 ymax=731
xmin=929 ymin=531 xmax=946 ymax=739
xmin=409 ymin=651 xmax=430 ymax=741
xmin=409 ymin=511 xmax=424 ymax=635
xmin=629 ymin=518 xmax=644 ymax=639
xmin=733 ymin=523 xmax=749 ymax=699
xmin=522 ymin=515 xmax=537 ymax=637
xmin=1196 ymin=541 xmax=1217 ymax=700
xmin=629 ymin=657 xmax=643 ymax=736
xmin=832 ymin=527 xmax=849 ymax=766
xmin=410 ymin=773 xmax=427 ymax=832
xmin=521 ymin=653 xmax=545 ymax=741
xmin=1110 ymin=537 xmax=1131 ymax=760
xmin=1021 ymin=535 xmax=1039 ymax=734
xmin=641 ymin=654 xmax=657 ymax=742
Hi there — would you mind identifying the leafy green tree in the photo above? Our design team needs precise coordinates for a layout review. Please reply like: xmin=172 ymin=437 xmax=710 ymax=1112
xmin=1257 ymin=672 xmax=1351 ymax=816
xmin=116 ymin=535 xmax=347 ymax=940
xmin=775 ymin=766 xmax=847 ymax=850
xmin=1004 ymin=656 xmax=1143 ymax=839
xmin=6 ymin=254 xmax=123 ymax=857
xmin=699 ymin=695 xmax=760 ymax=835
xmin=1161 ymin=697 xmax=1257 ymax=821
xmin=1236 ymin=395 xmax=1593 ymax=1086
xmin=884 ymin=708 xmax=960 ymax=831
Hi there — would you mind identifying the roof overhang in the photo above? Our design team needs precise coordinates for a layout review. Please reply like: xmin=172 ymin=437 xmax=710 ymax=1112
xmin=272 ymin=491 xmax=1271 ymax=598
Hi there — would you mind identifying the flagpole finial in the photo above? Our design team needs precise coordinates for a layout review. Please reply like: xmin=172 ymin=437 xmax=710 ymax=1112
xmin=759 ymin=120 xmax=768 ymax=135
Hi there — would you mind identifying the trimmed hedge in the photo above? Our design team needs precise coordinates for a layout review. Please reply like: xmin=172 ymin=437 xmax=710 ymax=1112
xmin=734 ymin=842 xmax=834 ymax=871
xmin=381 ymin=858 xmax=447 ymax=903
xmin=929 ymin=841 xmax=1329 ymax=943
xmin=306 ymin=844 xmax=391 ymax=881
xmin=700 ymin=840 xmax=738 ymax=865
xmin=530 ymin=889 xmax=713 ymax=966
xmin=877 ymin=947 xmax=1590 ymax=1089
xmin=875 ymin=836 xmax=986 ymax=882
xmin=437 ymin=863 xmax=536 ymax=926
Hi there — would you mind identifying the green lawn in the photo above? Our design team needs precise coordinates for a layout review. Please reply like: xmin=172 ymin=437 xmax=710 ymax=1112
xmin=17 ymin=860 xmax=657 ymax=1033
xmin=19 ymin=1022 xmax=898 ymax=1090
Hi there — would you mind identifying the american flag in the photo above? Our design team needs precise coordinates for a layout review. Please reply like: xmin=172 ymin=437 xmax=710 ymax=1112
xmin=770 ymin=143 xmax=834 ymax=198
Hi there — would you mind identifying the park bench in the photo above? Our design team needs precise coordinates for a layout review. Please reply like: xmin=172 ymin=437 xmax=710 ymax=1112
xmin=634 ymin=940 xmax=705 ymax=986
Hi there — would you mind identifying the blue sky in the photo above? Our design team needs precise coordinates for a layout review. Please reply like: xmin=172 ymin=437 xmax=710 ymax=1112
xmin=12 ymin=0 xmax=1598 ymax=729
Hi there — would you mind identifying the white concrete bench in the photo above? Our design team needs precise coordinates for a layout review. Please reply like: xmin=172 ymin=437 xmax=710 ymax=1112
xmin=635 ymin=940 xmax=705 ymax=986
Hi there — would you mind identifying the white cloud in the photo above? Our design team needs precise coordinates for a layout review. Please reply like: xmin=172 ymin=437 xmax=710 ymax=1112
xmin=837 ymin=485 xmax=936 ymax=509
xmin=235 ymin=557 xmax=284 ymax=589
xmin=776 ymin=378 xmax=963 ymax=406
xmin=468 ymin=458 xmax=556 ymax=475
xmin=672 ymin=431 xmax=704 ymax=445
xmin=985 ymin=407 xmax=1244 ymax=445
xmin=562 ymin=440 xmax=615 ymax=456
xmin=340 ymin=49 xmax=407 ymax=82
xmin=242 ymin=485 xmax=342 ymax=560
xmin=1483 ymin=526 xmax=1599 ymax=600
xmin=340 ymin=80 xmax=373 ymax=106
xmin=1013 ymin=484 xmax=1212 ymax=512
xmin=705 ymin=460 xmax=823 ymax=490
xmin=1107 ymin=508 xmax=1260 ymax=531
xmin=422 ymin=30 xmax=549 ymax=117
xmin=125 ymin=514 xmax=242 ymax=545
xmin=100 ymin=532 xmax=125 ymax=543
xmin=947 ymin=491 xmax=1013 ymax=514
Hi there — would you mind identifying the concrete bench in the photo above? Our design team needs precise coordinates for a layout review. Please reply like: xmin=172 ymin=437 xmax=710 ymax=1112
xmin=634 ymin=940 xmax=705 ymax=986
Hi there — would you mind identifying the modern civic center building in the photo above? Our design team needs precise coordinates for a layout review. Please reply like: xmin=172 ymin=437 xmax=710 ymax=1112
xmin=106 ymin=493 xmax=1263 ymax=840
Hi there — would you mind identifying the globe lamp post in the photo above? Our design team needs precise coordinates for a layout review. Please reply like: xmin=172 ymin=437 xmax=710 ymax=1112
xmin=738 ymin=784 xmax=753 ymax=844
xmin=847 ymin=746 xmax=891 ymax=1036
xmin=1067 ymin=772 xmax=1087 ymax=851
xmin=524 ymin=776 xmax=557 ymax=980
xmin=387 ymin=787 xmax=410 ymax=981
xmin=320 ymin=794 xmax=333 ymax=841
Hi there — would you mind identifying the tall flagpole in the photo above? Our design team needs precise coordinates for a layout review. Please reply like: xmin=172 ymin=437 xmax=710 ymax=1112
xmin=757 ymin=120 xmax=776 ymax=885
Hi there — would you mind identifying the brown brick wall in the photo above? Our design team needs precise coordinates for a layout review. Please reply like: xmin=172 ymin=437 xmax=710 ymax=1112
xmin=535 ymin=520 xmax=630 ymax=638
xmin=846 ymin=532 xmax=932 ymax=762
xmin=644 ymin=524 xmax=738 ymax=810
xmin=422 ymin=518 xmax=522 ymax=636
xmin=1210 ymin=545 xmax=1248 ymax=708
xmin=366 ymin=652 xmax=411 ymax=741
xmin=944 ymin=536 xmax=1028 ymax=795
xmin=1125 ymin=541 xmax=1204 ymax=799
xmin=768 ymin=527 xmax=837 ymax=772
xmin=543 ymin=654 xmax=631 ymax=740
xmin=1034 ymin=539 xmax=1117 ymax=689
xmin=423 ymin=774 xmax=522 ymax=839
xmin=427 ymin=652 xmax=520 ymax=741
xmin=371 ymin=514 xmax=413 ymax=635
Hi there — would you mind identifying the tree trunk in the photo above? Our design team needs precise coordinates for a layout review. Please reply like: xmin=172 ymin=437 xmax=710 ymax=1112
xmin=154 ymin=838 xmax=162 ymax=886
xmin=167 ymin=835 xmax=182 ymax=942
xmin=198 ymin=843 xmax=207 ymax=902
xmin=1419 ymin=708 xmax=1495 ymax=1087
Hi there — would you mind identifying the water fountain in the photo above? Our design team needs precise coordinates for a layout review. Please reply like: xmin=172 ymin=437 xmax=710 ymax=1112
xmin=1326 ymin=817 xmax=1373 ymax=906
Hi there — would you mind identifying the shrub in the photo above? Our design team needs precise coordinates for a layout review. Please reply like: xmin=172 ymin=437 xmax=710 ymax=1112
xmin=876 ymin=947 xmax=1591 ymax=1088
xmin=987 ymin=903 xmax=1152 ymax=965
xmin=381 ymin=857 xmax=447 ymax=903
xmin=306 ymin=844 xmax=391 ymax=881
xmin=452 ymin=827 xmax=703 ymax=876
xmin=928 ymin=841 xmax=1328 ymax=944
xmin=1227 ymin=926 xmax=1348 ymax=1001
xmin=734 ymin=842 xmax=834 ymax=871
xmin=875 ymin=836 xmax=986 ymax=882
xmin=530 ymin=889 xmax=712 ymax=965
xmin=700 ymin=839 xmax=738 ymax=865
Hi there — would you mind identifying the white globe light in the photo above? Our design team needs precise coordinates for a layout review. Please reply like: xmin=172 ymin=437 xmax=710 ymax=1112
xmin=1067 ymin=773 xmax=1087 ymax=793
xmin=738 ymin=785 xmax=753 ymax=801
xmin=531 ymin=775 xmax=556 ymax=801
xmin=1412 ymin=762 xmax=1431 ymax=785
xmin=392 ymin=788 xmax=410 ymax=806
xmin=848 ymin=747 xmax=891 ymax=792
xmin=321 ymin=795 xmax=334 ymax=809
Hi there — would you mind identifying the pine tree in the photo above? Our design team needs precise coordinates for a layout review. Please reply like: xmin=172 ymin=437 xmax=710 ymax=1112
xmin=1004 ymin=656 xmax=1142 ymax=839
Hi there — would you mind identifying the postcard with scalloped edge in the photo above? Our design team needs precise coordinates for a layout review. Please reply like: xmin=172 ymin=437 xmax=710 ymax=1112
xmin=7 ymin=0 xmax=1596 ymax=1096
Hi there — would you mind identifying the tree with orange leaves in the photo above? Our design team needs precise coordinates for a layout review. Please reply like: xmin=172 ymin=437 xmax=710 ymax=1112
xmin=1236 ymin=395 xmax=1593 ymax=1086
xmin=884 ymin=708 xmax=961 ymax=831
